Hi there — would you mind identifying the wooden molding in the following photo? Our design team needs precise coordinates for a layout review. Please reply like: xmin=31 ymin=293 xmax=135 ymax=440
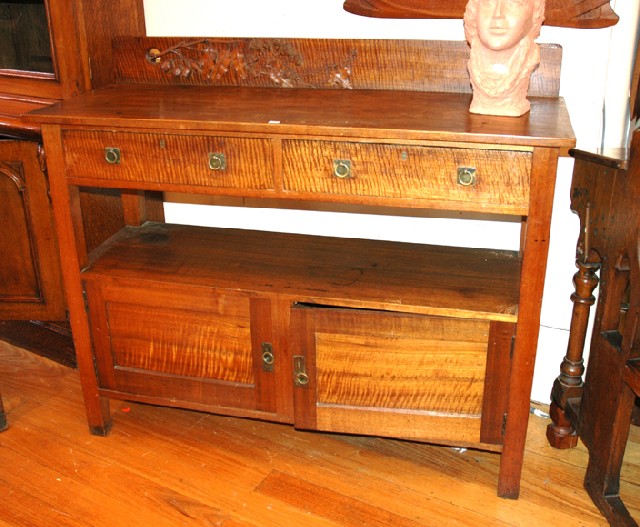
xmin=342 ymin=0 xmax=619 ymax=29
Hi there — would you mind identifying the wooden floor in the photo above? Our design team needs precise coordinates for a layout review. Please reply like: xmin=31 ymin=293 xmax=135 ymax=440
xmin=0 ymin=339 xmax=638 ymax=526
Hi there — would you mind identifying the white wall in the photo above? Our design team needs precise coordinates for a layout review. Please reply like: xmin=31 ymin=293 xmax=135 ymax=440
xmin=142 ymin=0 xmax=639 ymax=403
xmin=533 ymin=0 xmax=639 ymax=402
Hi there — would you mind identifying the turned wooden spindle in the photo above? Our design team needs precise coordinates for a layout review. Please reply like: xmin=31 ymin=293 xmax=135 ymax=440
xmin=547 ymin=257 xmax=600 ymax=448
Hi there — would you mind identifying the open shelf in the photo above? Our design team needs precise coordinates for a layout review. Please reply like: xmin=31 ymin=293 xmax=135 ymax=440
xmin=84 ymin=221 xmax=521 ymax=322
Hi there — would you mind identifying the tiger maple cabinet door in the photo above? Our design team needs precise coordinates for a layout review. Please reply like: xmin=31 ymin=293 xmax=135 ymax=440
xmin=290 ymin=304 xmax=513 ymax=446
xmin=83 ymin=278 xmax=279 ymax=417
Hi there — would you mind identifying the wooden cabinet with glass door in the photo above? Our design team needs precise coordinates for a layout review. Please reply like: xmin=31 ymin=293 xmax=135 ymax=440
xmin=0 ymin=0 xmax=147 ymax=134
xmin=0 ymin=0 xmax=149 ymax=362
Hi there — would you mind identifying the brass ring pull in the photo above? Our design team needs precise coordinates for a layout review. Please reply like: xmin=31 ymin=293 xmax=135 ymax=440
xmin=261 ymin=343 xmax=275 ymax=372
xmin=104 ymin=147 xmax=121 ymax=164
xmin=295 ymin=371 xmax=310 ymax=386
xmin=209 ymin=152 xmax=226 ymax=171
xmin=262 ymin=350 xmax=275 ymax=367
xmin=333 ymin=159 xmax=352 ymax=179
xmin=457 ymin=167 xmax=477 ymax=186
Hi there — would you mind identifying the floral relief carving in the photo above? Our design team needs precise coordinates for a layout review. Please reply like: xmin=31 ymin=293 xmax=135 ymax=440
xmin=146 ymin=39 xmax=358 ymax=89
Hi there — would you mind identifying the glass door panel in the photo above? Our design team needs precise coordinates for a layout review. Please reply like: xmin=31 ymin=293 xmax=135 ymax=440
xmin=0 ymin=0 xmax=53 ymax=75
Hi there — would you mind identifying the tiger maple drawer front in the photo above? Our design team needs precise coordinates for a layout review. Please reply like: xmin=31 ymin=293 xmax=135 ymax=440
xmin=62 ymin=130 xmax=274 ymax=190
xmin=291 ymin=305 xmax=511 ymax=445
xmin=83 ymin=279 xmax=278 ymax=415
xmin=282 ymin=140 xmax=532 ymax=213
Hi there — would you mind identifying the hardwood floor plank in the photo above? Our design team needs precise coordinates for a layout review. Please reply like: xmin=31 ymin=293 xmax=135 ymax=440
xmin=257 ymin=470 xmax=434 ymax=527
xmin=0 ymin=339 xmax=635 ymax=526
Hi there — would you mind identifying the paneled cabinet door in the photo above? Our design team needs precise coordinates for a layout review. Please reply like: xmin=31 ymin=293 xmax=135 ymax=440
xmin=83 ymin=279 xmax=279 ymax=417
xmin=0 ymin=140 xmax=65 ymax=320
xmin=290 ymin=304 xmax=513 ymax=446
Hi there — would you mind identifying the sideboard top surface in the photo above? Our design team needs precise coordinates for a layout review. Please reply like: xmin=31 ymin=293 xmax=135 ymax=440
xmin=27 ymin=84 xmax=575 ymax=149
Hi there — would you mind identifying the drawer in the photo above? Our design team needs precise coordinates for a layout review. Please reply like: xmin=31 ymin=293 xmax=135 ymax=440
xmin=291 ymin=305 xmax=514 ymax=445
xmin=282 ymin=140 xmax=531 ymax=213
xmin=62 ymin=130 xmax=274 ymax=190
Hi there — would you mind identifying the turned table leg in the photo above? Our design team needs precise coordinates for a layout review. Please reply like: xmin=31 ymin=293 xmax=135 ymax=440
xmin=547 ymin=258 xmax=600 ymax=448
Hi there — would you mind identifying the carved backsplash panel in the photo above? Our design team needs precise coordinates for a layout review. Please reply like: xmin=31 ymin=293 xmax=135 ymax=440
xmin=114 ymin=37 xmax=562 ymax=97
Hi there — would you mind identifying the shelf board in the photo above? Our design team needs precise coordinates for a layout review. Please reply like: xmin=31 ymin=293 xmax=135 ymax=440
xmin=84 ymin=222 xmax=521 ymax=322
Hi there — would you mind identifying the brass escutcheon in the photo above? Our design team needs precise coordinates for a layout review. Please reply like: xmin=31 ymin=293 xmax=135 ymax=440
xmin=293 ymin=355 xmax=309 ymax=386
xmin=457 ymin=167 xmax=477 ymax=186
xmin=104 ymin=147 xmax=121 ymax=164
xmin=333 ymin=159 xmax=352 ymax=179
xmin=209 ymin=152 xmax=226 ymax=171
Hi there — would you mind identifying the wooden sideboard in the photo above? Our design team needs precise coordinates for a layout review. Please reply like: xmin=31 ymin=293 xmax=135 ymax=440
xmin=26 ymin=38 xmax=575 ymax=499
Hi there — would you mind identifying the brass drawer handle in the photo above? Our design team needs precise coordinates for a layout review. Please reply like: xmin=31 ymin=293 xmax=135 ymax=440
xmin=457 ymin=167 xmax=477 ymax=186
xmin=104 ymin=147 xmax=121 ymax=164
xmin=333 ymin=159 xmax=352 ymax=179
xmin=209 ymin=152 xmax=227 ymax=171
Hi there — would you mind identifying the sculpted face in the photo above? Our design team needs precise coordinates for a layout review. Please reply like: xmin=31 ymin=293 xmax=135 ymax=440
xmin=476 ymin=0 xmax=535 ymax=52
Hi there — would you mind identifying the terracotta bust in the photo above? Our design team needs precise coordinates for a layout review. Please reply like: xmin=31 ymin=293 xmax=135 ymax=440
xmin=464 ymin=0 xmax=546 ymax=116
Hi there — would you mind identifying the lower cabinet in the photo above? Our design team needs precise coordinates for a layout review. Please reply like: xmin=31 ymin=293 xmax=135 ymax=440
xmin=82 ymin=244 xmax=515 ymax=449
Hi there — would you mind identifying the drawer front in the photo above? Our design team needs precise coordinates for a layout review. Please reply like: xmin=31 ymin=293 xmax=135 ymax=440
xmin=282 ymin=140 xmax=531 ymax=213
xmin=291 ymin=305 xmax=512 ymax=446
xmin=84 ymin=279 xmax=278 ymax=415
xmin=62 ymin=130 xmax=274 ymax=190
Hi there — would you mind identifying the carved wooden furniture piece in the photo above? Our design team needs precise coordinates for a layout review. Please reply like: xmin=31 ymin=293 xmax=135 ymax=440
xmin=0 ymin=140 xmax=65 ymax=320
xmin=547 ymin=130 xmax=640 ymax=525
xmin=27 ymin=38 xmax=575 ymax=499
xmin=0 ymin=0 xmax=146 ymax=135
xmin=0 ymin=0 xmax=147 ymax=364
xmin=342 ymin=0 xmax=619 ymax=29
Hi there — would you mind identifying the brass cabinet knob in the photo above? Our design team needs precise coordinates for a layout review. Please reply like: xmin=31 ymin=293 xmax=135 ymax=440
xmin=104 ymin=147 xmax=121 ymax=164
xmin=457 ymin=167 xmax=477 ymax=186
xmin=209 ymin=152 xmax=227 ymax=171
xmin=333 ymin=159 xmax=352 ymax=179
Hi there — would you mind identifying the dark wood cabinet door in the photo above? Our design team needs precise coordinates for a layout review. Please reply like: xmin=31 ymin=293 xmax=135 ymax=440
xmin=0 ymin=139 xmax=65 ymax=320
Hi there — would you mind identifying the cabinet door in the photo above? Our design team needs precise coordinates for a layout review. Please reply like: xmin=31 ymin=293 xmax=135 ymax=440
xmin=84 ymin=279 xmax=279 ymax=417
xmin=291 ymin=305 xmax=513 ymax=446
xmin=0 ymin=140 xmax=65 ymax=320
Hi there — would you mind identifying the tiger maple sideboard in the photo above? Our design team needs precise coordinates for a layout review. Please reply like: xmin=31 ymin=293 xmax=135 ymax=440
xmin=26 ymin=38 xmax=575 ymax=498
